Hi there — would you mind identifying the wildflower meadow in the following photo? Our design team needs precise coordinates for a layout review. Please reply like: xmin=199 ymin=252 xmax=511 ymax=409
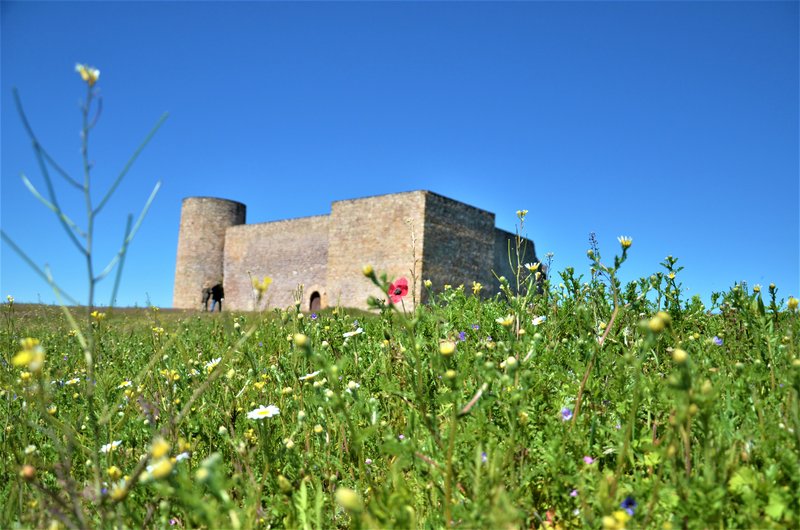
xmin=2 ymin=68 xmax=800 ymax=530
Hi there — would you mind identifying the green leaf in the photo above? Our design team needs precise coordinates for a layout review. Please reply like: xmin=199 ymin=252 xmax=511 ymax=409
xmin=765 ymin=492 xmax=786 ymax=520
xmin=728 ymin=467 xmax=756 ymax=494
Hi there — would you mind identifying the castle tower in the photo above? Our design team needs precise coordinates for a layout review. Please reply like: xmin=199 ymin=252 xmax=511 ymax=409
xmin=173 ymin=197 xmax=246 ymax=309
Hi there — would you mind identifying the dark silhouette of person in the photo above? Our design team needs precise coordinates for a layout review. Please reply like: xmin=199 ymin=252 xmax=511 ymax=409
xmin=210 ymin=283 xmax=224 ymax=312
xmin=201 ymin=286 xmax=212 ymax=311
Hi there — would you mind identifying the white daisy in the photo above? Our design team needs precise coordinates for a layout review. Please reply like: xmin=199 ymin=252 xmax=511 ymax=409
xmin=204 ymin=357 xmax=222 ymax=372
xmin=299 ymin=370 xmax=321 ymax=381
xmin=342 ymin=328 xmax=363 ymax=338
xmin=100 ymin=440 xmax=122 ymax=453
xmin=247 ymin=405 xmax=280 ymax=420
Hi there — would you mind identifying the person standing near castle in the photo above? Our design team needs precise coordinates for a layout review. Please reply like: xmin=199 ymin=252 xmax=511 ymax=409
xmin=201 ymin=283 xmax=213 ymax=311
xmin=210 ymin=282 xmax=224 ymax=312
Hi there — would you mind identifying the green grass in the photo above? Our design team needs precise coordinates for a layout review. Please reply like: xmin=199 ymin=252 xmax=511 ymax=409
xmin=2 ymin=263 xmax=799 ymax=530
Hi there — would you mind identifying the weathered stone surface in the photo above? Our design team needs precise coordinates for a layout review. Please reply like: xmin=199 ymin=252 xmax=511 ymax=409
xmin=172 ymin=191 xmax=537 ymax=311
xmin=224 ymin=215 xmax=330 ymax=311
xmin=173 ymin=197 xmax=245 ymax=310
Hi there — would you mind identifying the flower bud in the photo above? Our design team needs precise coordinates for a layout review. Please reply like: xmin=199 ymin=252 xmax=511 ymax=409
xmin=672 ymin=349 xmax=688 ymax=364
xmin=335 ymin=488 xmax=363 ymax=512
xmin=439 ymin=341 xmax=456 ymax=356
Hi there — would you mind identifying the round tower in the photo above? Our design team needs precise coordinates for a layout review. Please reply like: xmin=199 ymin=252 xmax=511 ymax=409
xmin=173 ymin=197 xmax=246 ymax=309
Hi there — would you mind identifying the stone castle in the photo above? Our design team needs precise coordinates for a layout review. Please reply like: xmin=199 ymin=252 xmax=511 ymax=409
xmin=172 ymin=190 xmax=538 ymax=311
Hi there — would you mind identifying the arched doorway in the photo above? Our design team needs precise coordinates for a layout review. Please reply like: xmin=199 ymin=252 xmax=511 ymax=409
xmin=309 ymin=291 xmax=321 ymax=313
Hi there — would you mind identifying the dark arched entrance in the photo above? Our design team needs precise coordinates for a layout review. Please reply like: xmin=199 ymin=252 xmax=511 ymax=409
xmin=309 ymin=291 xmax=321 ymax=313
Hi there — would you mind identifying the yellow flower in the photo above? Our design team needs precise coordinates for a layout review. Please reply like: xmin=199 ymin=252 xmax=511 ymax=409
xmin=13 ymin=338 xmax=44 ymax=372
xmin=424 ymin=279 xmax=432 ymax=288
xmin=107 ymin=466 xmax=122 ymax=480
xmin=75 ymin=63 xmax=100 ymax=86
xmin=149 ymin=458 xmax=173 ymax=479
xmin=252 ymin=276 xmax=273 ymax=296
xmin=439 ymin=341 xmax=456 ymax=356
xmin=525 ymin=262 xmax=540 ymax=272
xmin=109 ymin=481 xmax=127 ymax=501
xmin=90 ymin=310 xmax=106 ymax=320
xmin=361 ymin=265 xmax=374 ymax=277
xmin=496 ymin=315 xmax=514 ymax=327
xmin=788 ymin=297 xmax=798 ymax=311
xmin=472 ymin=281 xmax=483 ymax=295
xmin=150 ymin=437 xmax=170 ymax=459
xmin=617 ymin=236 xmax=633 ymax=250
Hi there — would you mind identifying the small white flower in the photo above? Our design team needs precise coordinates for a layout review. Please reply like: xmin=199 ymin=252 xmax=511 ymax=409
xmin=100 ymin=440 xmax=122 ymax=453
xmin=175 ymin=452 xmax=190 ymax=461
xmin=24 ymin=444 xmax=37 ymax=455
xmin=532 ymin=316 xmax=546 ymax=326
xmin=64 ymin=378 xmax=81 ymax=386
xmin=205 ymin=357 xmax=222 ymax=372
xmin=342 ymin=327 xmax=364 ymax=338
xmin=247 ymin=405 xmax=280 ymax=420
xmin=299 ymin=370 xmax=321 ymax=381
xmin=117 ymin=380 xmax=132 ymax=389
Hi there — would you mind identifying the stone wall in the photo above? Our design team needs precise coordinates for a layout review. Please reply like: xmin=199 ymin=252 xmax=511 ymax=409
xmin=173 ymin=191 xmax=540 ymax=312
xmin=326 ymin=191 xmax=426 ymax=310
xmin=173 ymin=197 xmax=245 ymax=309
xmin=223 ymin=215 xmax=330 ymax=311
xmin=420 ymin=192 xmax=496 ymax=298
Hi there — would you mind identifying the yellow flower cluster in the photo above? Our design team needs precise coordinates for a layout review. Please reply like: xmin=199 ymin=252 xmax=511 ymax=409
xmin=91 ymin=310 xmax=106 ymax=320
xmin=472 ymin=281 xmax=483 ymax=295
xmin=252 ymin=276 xmax=273 ymax=297
xmin=647 ymin=311 xmax=671 ymax=333
xmin=75 ymin=63 xmax=100 ymax=86
xmin=12 ymin=338 xmax=44 ymax=372
xmin=602 ymin=510 xmax=631 ymax=530
xmin=159 ymin=369 xmax=180 ymax=382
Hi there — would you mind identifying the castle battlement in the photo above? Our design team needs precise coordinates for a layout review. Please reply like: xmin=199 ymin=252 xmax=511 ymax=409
xmin=173 ymin=190 xmax=537 ymax=311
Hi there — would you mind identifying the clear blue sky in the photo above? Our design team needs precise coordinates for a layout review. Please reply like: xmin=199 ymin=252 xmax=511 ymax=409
xmin=2 ymin=1 xmax=798 ymax=308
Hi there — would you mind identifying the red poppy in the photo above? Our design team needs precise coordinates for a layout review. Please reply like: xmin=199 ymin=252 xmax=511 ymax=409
xmin=388 ymin=277 xmax=409 ymax=303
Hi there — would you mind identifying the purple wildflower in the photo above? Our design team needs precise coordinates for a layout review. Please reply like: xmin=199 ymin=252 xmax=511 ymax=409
xmin=311 ymin=313 xmax=318 ymax=320
xmin=365 ymin=458 xmax=373 ymax=465
xmin=583 ymin=456 xmax=594 ymax=464
xmin=570 ymin=489 xmax=578 ymax=497
xmin=561 ymin=408 xmax=573 ymax=421
xmin=472 ymin=324 xmax=480 ymax=330
xmin=398 ymin=434 xmax=405 ymax=441
xmin=481 ymin=452 xmax=488 ymax=463
xmin=620 ymin=496 xmax=637 ymax=516
xmin=713 ymin=336 xmax=723 ymax=346
xmin=458 ymin=331 xmax=466 ymax=342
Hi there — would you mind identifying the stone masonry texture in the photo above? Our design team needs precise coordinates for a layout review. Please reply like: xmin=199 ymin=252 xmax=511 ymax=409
xmin=173 ymin=197 xmax=245 ymax=310
xmin=172 ymin=191 xmax=537 ymax=311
